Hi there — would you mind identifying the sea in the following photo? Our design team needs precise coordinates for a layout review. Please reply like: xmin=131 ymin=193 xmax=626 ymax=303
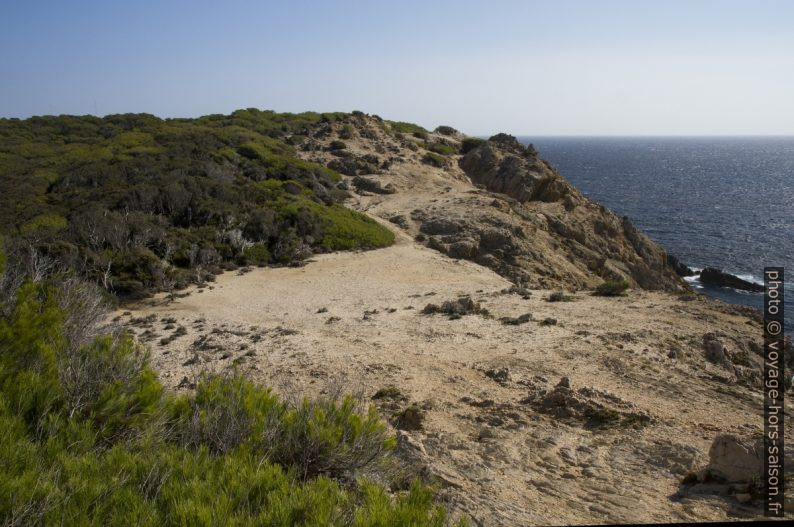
xmin=517 ymin=136 xmax=794 ymax=334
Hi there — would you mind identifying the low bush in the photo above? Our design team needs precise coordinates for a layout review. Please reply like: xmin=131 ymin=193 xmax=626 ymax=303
xmin=593 ymin=280 xmax=630 ymax=297
xmin=0 ymin=257 xmax=457 ymax=525
xmin=429 ymin=143 xmax=456 ymax=156
xmin=434 ymin=125 xmax=457 ymax=136
xmin=460 ymin=137 xmax=485 ymax=154
xmin=422 ymin=152 xmax=447 ymax=168
xmin=547 ymin=291 xmax=574 ymax=302
xmin=388 ymin=121 xmax=427 ymax=137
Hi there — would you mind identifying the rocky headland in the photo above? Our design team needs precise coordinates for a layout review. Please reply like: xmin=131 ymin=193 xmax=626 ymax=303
xmin=117 ymin=114 xmax=792 ymax=525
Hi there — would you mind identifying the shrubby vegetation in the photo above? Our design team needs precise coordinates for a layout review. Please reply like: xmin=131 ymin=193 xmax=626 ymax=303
xmin=0 ymin=249 xmax=457 ymax=525
xmin=433 ymin=126 xmax=456 ymax=136
xmin=428 ymin=143 xmax=457 ymax=156
xmin=0 ymin=109 xmax=394 ymax=299
xmin=388 ymin=121 xmax=428 ymax=139
xmin=422 ymin=152 xmax=447 ymax=168
xmin=460 ymin=137 xmax=485 ymax=154
xmin=593 ymin=280 xmax=630 ymax=297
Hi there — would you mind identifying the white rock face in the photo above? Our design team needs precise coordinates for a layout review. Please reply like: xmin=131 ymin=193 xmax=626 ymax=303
xmin=705 ymin=434 xmax=763 ymax=482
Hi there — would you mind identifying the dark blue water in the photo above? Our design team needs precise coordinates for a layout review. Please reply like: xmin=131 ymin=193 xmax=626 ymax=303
xmin=518 ymin=136 xmax=794 ymax=332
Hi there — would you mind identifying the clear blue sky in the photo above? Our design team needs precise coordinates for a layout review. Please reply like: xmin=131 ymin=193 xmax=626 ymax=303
xmin=2 ymin=0 xmax=792 ymax=135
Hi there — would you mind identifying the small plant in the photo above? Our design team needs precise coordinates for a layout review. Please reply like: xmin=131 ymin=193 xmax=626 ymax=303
xmin=339 ymin=124 xmax=354 ymax=139
xmin=422 ymin=152 xmax=446 ymax=167
xmin=329 ymin=140 xmax=347 ymax=151
xmin=429 ymin=143 xmax=456 ymax=155
xmin=547 ymin=291 xmax=574 ymax=302
xmin=593 ymin=280 xmax=630 ymax=297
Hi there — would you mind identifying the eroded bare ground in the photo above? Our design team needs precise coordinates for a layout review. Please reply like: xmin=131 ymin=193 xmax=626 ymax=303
xmin=116 ymin=232 xmax=790 ymax=525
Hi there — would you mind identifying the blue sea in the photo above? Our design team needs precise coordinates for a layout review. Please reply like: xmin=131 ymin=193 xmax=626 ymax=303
xmin=518 ymin=136 xmax=794 ymax=333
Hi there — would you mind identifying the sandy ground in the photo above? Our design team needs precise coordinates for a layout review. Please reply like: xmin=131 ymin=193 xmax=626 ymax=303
xmin=116 ymin=229 xmax=790 ymax=525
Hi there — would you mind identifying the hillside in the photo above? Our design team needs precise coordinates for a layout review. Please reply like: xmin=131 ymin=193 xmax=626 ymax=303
xmin=1 ymin=110 xmax=792 ymax=525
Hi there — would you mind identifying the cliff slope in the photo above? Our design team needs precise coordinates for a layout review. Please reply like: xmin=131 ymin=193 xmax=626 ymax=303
xmin=297 ymin=115 xmax=684 ymax=292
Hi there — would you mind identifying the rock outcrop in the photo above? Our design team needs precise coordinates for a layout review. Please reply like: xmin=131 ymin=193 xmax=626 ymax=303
xmin=698 ymin=267 xmax=764 ymax=292
xmin=302 ymin=120 xmax=687 ymax=292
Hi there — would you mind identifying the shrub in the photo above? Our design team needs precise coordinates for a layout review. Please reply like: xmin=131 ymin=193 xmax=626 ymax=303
xmin=242 ymin=243 xmax=270 ymax=266
xmin=388 ymin=121 xmax=427 ymax=136
xmin=593 ymin=280 xmax=630 ymax=297
xmin=339 ymin=124 xmax=354 ymax=139
xmin=547 ymin=291 xmax=574 ymax=302
xmin=460 ymin=137 xmax=485 ymax=154
xmin=0 ymin=269 xmax=458 ymax=525
xmin=429 ymin=143 xmax=456 ymax=156
xmin=329 ymin=140 xmax=347 ymax=151
xmin=316 ymin=205 xmax=395 ymax=251
xmin=434 ymin=125 xmax=457 ymax=136
xmin=0 ymin=110 xmax=392 ymax=301
xmin=422 ymin=152 xmax=446 ymax=168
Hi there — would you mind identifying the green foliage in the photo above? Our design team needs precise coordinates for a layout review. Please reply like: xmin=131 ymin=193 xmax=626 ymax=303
xmin=20 ymin=213 xmax=68 ymax=234
xmin=0 ymin=110 xmax=391 ymax=299
xmin=0 ymin=282 xmax=456 ymax=526
xmin=593 ymin=280 xmax=630 ymax=297
xmin=388 ymin=121 xmax=427 ymax=137
xmin=422 ymin=152 xmax=447 ymax=168
xmin=434 ymin=125 xmax=457 ymax=136
xmin=428 ymin=143 xmax=456 ymax=156
xmin=460 ymin=137 xmax=486 ymax=154
xmin=317 ymin=205 xmax=395 ymax=251
xmin=243 ymin=243 xmax=271 ymax=266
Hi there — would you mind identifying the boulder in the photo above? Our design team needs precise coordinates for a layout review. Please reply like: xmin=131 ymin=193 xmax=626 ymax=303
xmin=703 ymin=434 xmax=763 ymax=482
xmin=702 ymin=333 xmax=729 ymax=364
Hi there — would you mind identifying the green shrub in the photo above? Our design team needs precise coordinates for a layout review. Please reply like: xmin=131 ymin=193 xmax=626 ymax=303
xmin=329 ymin=140 xmax=347 ymax=151
xmin=316 ymin=205 xmax=395 ymax=251
xmin=0 ymin=110 xmax=393 ymax=300
xmin=434 ymin=125 xmax=457 ymax=136
xmin=243 ymin=243 xmax=270 ymax=266
xmin=0 ymin=277 xmax=458 ymax=525
xmin=593 ymin=280 xmax=630 ymax=297
xmin=460 ymin=137 xmax=485 ymax=154
xmin=388 ymin=121 xmax=427 ymax=136
xmin=422 ymin=152 xmax=446 ymax=168
xmin=429 ymin=143 xmax=456 ymax=156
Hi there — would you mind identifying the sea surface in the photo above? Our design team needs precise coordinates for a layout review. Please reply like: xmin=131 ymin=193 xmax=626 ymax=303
xmin=517 ymin=136 xmax=794 ymax=333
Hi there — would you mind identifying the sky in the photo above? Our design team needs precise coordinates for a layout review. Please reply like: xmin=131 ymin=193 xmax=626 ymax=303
xmin=1 ymin=0 xmax=793 ymax=135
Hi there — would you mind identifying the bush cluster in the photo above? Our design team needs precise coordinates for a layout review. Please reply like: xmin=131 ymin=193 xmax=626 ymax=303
xmin=0 ymin=255 xmax=455 ymax=525
xmin=0 ymin=110 xmax=394 ymax=300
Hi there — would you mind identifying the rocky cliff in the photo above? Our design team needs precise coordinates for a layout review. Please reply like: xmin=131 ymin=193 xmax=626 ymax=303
xmin=297 ymin=115 xmax=685 ymax=292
